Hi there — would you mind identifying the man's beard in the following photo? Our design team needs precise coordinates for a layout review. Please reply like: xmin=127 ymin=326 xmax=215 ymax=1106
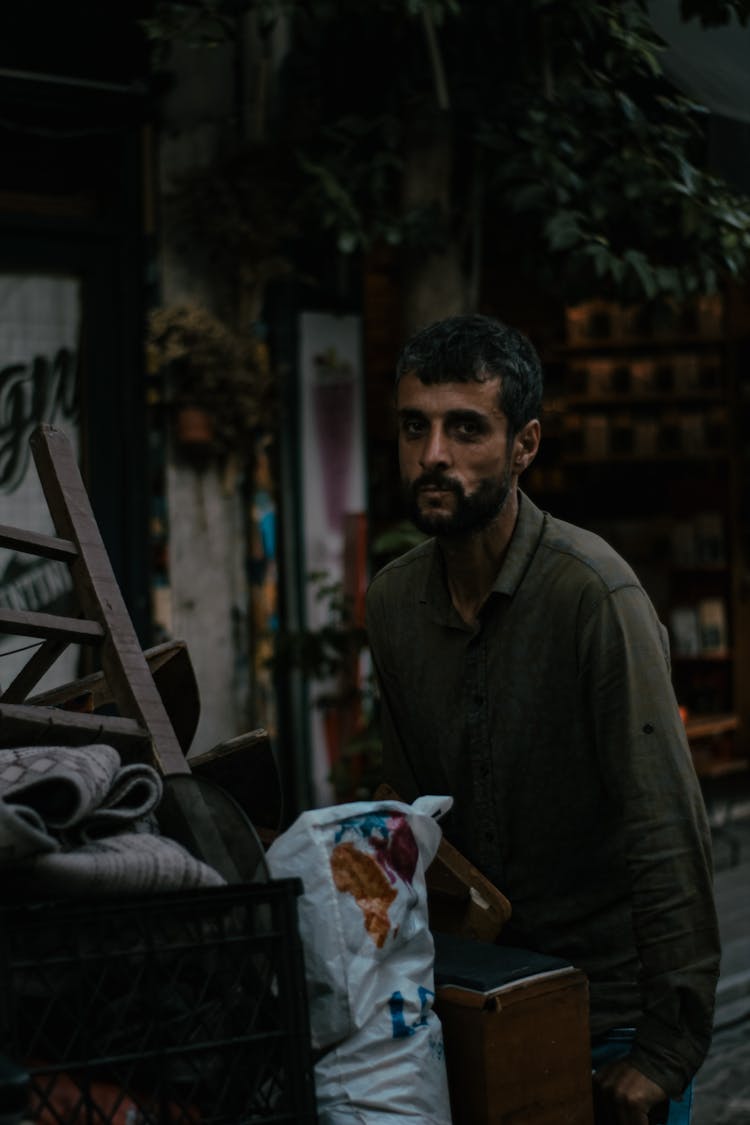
xmin=402 ymin=468 xmax=512 ymax=538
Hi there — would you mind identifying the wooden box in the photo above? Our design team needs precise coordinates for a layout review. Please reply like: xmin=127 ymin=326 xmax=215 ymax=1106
xmin=433 ymin=935 xmax=594 ymax=1125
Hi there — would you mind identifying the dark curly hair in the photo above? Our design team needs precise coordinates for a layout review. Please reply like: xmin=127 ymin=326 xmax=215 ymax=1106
xmin=395 ymin=314 xmax=543 ymax=437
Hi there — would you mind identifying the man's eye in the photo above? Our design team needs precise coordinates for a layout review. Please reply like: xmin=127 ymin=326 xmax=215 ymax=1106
xmin=401 ymin=419 xmax=426 ymax=437
xmin=454 ymin=421 xmax=481 ymax=439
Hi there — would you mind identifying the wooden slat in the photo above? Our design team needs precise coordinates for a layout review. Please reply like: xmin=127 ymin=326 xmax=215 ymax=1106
xmin=29 ymin=425 xmax=241 ymax=880
xmin=0 ymin=607 xmax=103 ymax=643
xmin=0 ymin=701 xmax=149 ymax=759
xmin=1 ymin=637 xmax=68 ymax=703
xmin=0 ymin=523 xmax=77 ymax=561
xmin=29 ymin=640 xmax=200 ymax=754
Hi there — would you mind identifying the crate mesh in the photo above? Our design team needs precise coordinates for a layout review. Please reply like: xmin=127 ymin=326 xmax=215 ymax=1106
xmin=0 ymin=880 xmax=317 ymax=1124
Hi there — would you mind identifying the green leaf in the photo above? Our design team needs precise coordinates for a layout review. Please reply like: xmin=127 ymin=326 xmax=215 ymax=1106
xmin=623 ymin=249 xmax=658 ymax=299
xmin=545 ymin=211 xmax=584 ymax=252
xmin=512 ymin=184 xmax=548 ymax=212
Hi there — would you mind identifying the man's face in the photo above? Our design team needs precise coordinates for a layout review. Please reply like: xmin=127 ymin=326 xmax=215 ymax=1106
xmin=397 ymin=372 xmax=514 ymax=537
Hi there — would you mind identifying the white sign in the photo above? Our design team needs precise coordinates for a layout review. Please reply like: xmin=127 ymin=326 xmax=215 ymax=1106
xmin=0 ymin=274 xmax=82 ymax=694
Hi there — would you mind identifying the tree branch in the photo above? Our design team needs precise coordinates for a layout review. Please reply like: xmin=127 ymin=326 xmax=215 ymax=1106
xmin=421 ymin=8 xmax=450 ymax=111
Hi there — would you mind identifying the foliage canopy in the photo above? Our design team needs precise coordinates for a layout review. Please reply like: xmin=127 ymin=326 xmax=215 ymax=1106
xmin=147 ymin=0 xmax=750 ymax=304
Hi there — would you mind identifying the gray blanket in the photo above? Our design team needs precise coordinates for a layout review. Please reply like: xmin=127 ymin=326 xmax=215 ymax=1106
xmin=0 ymin=744 xmax=224 ymax=893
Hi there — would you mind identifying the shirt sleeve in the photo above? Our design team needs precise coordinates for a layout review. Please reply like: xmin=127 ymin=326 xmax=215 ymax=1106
xmin=579 ymin=583 xmax=721 ymax=1097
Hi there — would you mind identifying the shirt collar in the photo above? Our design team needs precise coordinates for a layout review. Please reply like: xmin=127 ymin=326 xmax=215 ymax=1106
xmin=489 ymin=490 xmax=545 ymax=597
xmin=420 ymin=491 xmax=545 ymax=623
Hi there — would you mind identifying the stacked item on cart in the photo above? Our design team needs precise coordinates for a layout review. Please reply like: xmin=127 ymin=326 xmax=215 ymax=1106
xmin=0 ymin=424 xmax=316 ymax=1125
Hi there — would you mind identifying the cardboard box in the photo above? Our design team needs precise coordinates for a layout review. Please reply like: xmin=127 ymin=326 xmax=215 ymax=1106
xmin=434 ymin=935 xmax=594 ymax=1125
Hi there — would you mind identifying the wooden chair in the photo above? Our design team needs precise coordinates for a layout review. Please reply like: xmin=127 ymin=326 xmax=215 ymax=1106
xmin=373 ymin=782 xmax=512 ymax=941
xmin=0 ymin=423 xmax=244 ymax=879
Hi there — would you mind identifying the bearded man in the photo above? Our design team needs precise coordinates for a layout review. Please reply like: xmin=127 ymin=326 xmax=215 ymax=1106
xmin=365 ymin=313 xmax=719 ymax=1125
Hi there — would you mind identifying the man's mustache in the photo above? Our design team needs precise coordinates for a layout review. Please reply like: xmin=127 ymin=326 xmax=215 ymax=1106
xmin=411 ymin=472 xmax=462 ymax=494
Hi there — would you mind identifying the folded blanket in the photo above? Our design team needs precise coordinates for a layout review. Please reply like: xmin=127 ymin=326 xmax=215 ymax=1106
xmin=2 ymin=830 xmax=225 ymax=895
xmin=0 ymin=744 xmax=224 ymax=893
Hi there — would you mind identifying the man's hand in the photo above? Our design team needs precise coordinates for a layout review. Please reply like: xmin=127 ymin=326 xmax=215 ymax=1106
xmin=592 ymin=1059 xmax=669 ymax=1124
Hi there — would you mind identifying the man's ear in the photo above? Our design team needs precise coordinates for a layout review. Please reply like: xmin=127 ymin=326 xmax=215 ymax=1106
xmin=512 ymin=419 xmax=541 ymax=474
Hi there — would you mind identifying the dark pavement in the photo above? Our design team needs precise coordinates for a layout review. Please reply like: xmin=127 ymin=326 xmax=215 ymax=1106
xmin=692 ymin=804 xmax=750 ymax=1124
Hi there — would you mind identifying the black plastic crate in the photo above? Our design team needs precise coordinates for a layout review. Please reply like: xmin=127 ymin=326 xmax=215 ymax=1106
xmin=0 ymin=880 xmax=317 ymax=1124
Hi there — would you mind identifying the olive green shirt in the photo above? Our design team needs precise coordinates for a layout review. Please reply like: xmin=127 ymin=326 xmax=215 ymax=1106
xmin=365 ymin=492 xmax=720 ymax=1098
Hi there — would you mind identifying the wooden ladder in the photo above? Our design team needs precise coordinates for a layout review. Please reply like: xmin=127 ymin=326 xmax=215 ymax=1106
xmin=0 ymin=423 xmax=242 ymax=880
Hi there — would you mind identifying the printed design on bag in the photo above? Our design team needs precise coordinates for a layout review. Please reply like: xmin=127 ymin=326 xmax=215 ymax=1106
xmin=330 ymin=813 xmax=419 ymax=948
xmin=330 ymin=842 xmax=396 ymax=948
xmin=388 ymin=986 xmax=433 ymax=1038
xmin=335 ymin=813 xmax=419 ymax=885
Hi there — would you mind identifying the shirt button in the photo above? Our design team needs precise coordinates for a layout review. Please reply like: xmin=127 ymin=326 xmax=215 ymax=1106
xmin=485 ymin=831 xmax=494 ymax=842
xmin=474 ymin=694 xmax=483 ymax=705
xmin=480 ymin=765 xmax=490 ymax=778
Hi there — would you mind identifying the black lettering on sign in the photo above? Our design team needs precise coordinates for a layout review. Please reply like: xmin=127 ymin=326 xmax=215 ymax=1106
xmin=0 ymin=557 xmax=73 ymax=613
xmin=0 ymin=348 xmax=79 ymax=494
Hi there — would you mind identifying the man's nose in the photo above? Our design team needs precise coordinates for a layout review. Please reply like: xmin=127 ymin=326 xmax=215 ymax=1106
xmin=419 ymin=426 xmax=450 ymax=468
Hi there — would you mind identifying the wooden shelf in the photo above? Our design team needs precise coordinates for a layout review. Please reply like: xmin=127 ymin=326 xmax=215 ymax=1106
xmin=685 ymin=712 xmax=738 ymax=741
xmin=553 ymin=295 xmax=747 ymax=742
xmin=554 ymin=335 xmax=725 ymax=355
xmin=691 ymin=751 xmax=747 ymax=781
xmin=684 ymin=714 xmax=744 ymax=781
xmin=562 ymin=451 xmax=729 ymax=465
xmin=565 ymin=393 xmax=726 ymax=407
xmin=670 ymin=564 xmax=728 ymax=574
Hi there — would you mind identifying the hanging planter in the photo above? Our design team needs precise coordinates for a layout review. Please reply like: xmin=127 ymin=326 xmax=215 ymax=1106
xmin=147 ymin=302 xmax=275 ymax=466
xmin=175 ymin=404 xmax=215 ymax=448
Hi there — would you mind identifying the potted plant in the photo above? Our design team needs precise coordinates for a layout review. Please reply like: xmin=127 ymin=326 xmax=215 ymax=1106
xmin=147 ymin=301 xmax=274 ymax=460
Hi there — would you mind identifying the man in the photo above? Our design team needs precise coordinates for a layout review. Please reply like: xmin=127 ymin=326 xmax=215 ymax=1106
xmin=365 ymin=314 xmax=720 ymax=1124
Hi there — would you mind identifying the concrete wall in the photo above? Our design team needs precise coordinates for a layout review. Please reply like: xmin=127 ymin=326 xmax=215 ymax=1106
xmin=156 ymin=37 xmax=251 ymax=756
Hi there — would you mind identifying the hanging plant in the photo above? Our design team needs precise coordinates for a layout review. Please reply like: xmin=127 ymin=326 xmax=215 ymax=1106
xmin=147 ymin=301 xmax=276 ymax=461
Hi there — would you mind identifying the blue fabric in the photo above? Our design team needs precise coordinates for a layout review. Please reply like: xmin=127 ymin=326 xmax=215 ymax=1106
xmin=591 ymin=1028 xmax=693 ymax=1123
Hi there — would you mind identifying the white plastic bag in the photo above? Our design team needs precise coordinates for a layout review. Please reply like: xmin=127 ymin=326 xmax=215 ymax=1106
xmin=266 ymin=795 xmax=453 ymax=1125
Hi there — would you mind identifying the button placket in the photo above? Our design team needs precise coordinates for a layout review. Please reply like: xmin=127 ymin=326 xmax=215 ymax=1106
xmin=465 ymin=629 xmax=496 ymax=869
